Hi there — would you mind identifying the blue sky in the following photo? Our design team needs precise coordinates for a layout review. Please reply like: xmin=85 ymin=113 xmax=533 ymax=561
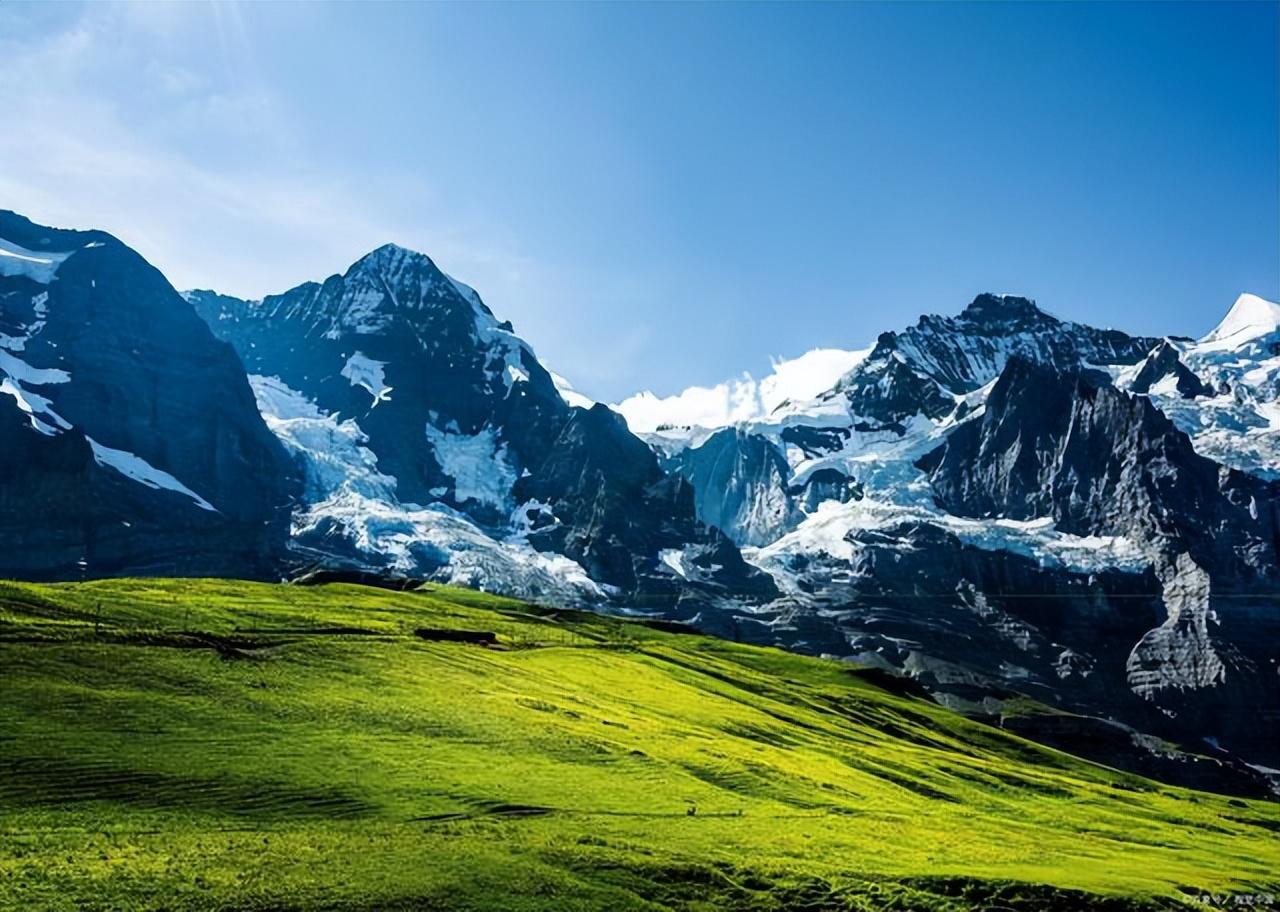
xmin=1 ymin=2 xmax=1275 ymax=401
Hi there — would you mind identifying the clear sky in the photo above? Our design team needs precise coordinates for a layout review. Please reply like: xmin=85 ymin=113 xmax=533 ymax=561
xmin=1 ymin=1 xmax=1276 ymax=401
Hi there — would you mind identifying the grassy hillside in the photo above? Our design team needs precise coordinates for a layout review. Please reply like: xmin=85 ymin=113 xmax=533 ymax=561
xmin=0 ymin=579 xmax=1276 ymax=911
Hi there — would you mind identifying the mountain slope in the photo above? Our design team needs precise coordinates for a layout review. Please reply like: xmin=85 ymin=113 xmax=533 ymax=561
xmin=187 ymin=246 xmax=773 ymax=605
xmin=624 ymin=294 xmax=1280 ymax=775
xmin=1 ymin=577 xmax=1277 ymax=911
xmin=0 ymin=212 xmax=297 ymax=579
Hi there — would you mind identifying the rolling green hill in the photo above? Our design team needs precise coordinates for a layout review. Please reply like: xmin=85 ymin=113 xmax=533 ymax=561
xmin=1 ymin=579 xmax=1276 ymax=911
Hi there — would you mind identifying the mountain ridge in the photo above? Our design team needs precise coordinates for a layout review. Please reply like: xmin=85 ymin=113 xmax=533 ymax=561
xmin=4 ymin=209 xmax=1278 ymax=792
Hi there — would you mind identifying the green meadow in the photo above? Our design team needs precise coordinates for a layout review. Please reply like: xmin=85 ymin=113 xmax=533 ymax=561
xmin=0 ymin=578 xmax=1276 ymax=910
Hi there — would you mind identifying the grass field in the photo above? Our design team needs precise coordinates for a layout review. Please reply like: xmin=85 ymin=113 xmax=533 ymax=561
xmin=0 ymin=578 xmax=1276 ymax=911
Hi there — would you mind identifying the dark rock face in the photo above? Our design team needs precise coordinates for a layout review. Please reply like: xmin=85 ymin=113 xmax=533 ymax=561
xmin=914 ymin=358 xmax=1280 ymax=765
xmin=916 ymin=358 xmax=1280 ymax=584
xmin=665 ymin=428 xmax=800 ymax=547
xmin=1130 ymin=340 xmax=1211 ymax=399
xmin=833 ymin=294 xmax=1159 ymax=424
xmin=0 ymin=212 xmax=297 ymax=579
xmin=189 ymin=247 xmax=775 ymax=603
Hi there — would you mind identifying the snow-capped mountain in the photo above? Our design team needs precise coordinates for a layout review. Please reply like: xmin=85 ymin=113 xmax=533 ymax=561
xmin=623 ymin=292 xmax=1280 ymax=778
xmin=186 ymin=243 xmax=774 ymax=607
xmin=0 ymin=211 xmax=297 ymax=579
xmin=4 ymin=208 xmax=1276 ymax=792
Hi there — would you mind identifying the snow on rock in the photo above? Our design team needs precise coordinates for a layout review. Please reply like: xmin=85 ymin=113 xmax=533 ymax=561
xmin=1198 ymin=293 xmax=1280 ymax=352
xmin=0 ymin=347 xmax=72 ymax=436
xmin=0 ymin=349 xmax=70 ymax=387
xmin=340 ymin=352 xmax=393 ymax=407
xmin=0 ymin=377 xmax=71 ymax=435
xmin=0 ymin=291 xmax=50 ymax=352
xmin=0 ymin=238 xmax=71 ymax=284
xmin=658 ymin=548 xmax=689 ymax=579
xmin=1127 ymin=294 xmax=1280 ymax=479
xmin=250 ymin=375 xmax=396 ymax=502
xmin=551 ymin=372 xmax=594 ymax=409
xmin=250 ymin=375 xmax=606 ymax=604
xmin=612 ymin=346 xmax=871 ymax=434
xmin=423 ymin=422 xmax=516 ymax=510
xmin=293 ymin=491 xmax=609 ymax=605
xmin=87 ymin=438 xmax=217 ymax=512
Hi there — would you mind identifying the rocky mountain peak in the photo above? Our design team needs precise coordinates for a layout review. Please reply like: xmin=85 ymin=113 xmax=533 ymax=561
xmin=958 ymin=292 xmax=1052 ymax=326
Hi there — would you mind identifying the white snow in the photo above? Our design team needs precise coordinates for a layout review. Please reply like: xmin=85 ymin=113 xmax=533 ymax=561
xmin=551 ymin=372 xmax=595 ymax=409
xmin=0 ymin=349 xmax=69 ymax=386
xmin=0 ymin=238 xmax=71 ymax=283
xmin=87 ymin=438 xmax=217 ymax=512
xmin=250 ymin=375 xmax=397 ymax=502
xmin=752 ymin=497 xmax=1151 ymax=577
xmin=658 ymin=548 xmax=688 ymax=579
xmin=443 ymin=272 xmax=485 ymax=311
xmin=292 ymin=491 xmax=609 ymax=605
xmin=0 ymin=377 xmax=70 ymax=435
xmin=340 ymin=352 xmax=393 ymax=406
xmin=250 ymin=371 xmax=606 ymax=604
xmin=1198 ymin=293 xmax=1280 ymax=352
xmin=423 ymin=422 xmax=517 ymax=510
xmin=612 ymin=346 xmax=871 ymax=433
xmin=1125 ymin=293 xmax=1280 ymax=479
xmin=0 ymin=347 xmax=72 ymax=435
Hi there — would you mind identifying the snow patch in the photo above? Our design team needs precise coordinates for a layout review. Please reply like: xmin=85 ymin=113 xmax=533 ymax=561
xmin=551 ymin=372 xmax=594 ymax=409
xmin=0 ymin=238 xmax=71 ymax=283
xmin=340 ymin=352 xmax=393 ymax=406
xmin=293 ymin=491 xmax=609 ymax=605
xmin=658 ymin=548 xmax=689 ymax=579
xmin=87 ymin=438 xmax=217 ymax=512
xmin=251 ymin=375 xmax=396 ymax=502
xmin=424 ymin=423 xmax=516 ymax=510
xmin=0 ymin=377 xmax=69 ymax=435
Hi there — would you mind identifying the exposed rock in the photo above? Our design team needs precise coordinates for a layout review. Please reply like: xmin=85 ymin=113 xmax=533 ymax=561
xmin=666 ymin=428 xmax=801 ymax=546
xmin=1130 ymin=341 xmax=1211 ymax=399
xmin=0 ymin=211 xmax=298 ymax=579
xmin=915 ymin=357 xmax=1280 ymax=585
xmin=190 ymin=247 xmax=775 ymax=605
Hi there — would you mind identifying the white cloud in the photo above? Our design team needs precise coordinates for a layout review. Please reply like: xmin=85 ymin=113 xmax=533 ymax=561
xmin=0 ymin=3 xmax=784 ymax=404
xmin=611 ymin=346 xmax=870 ymax=432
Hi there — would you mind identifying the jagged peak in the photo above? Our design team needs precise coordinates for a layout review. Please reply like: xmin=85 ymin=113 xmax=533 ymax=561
xmin=349 ymin=242 xmax=439 ymax=275
xmin=959 ymin=293 xmax=1052 ymax=325
xmin=1199 ymin=293 xmax=1280 ymax=350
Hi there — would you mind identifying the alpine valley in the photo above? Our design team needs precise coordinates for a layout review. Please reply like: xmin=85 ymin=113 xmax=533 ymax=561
xmin=3 ymin=210 xmax=1278 ymax=797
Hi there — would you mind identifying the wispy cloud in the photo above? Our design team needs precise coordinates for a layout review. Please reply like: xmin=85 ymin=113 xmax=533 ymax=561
xmin=0 ymin=3 xmax=537 ymax=299
xmin=0 ymin=2 xmax=661 ymax=397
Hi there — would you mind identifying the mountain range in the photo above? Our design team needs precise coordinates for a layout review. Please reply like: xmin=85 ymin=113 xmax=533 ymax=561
xmin=2 ymin=209 xmax=1277 ymax=794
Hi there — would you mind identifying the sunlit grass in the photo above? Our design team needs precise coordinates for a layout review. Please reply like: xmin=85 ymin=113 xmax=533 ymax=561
xmin=1 ymin=578 xmax=1276 ymax=910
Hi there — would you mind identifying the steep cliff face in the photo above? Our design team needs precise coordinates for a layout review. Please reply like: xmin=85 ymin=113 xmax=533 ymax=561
xmin=189 ymin=246 xmax=774 ymax=604
xmin=911 ymin=359 xmax=1280 ymax=764
xmin=915 ymin=357 xmax=1280 ymax=585
xmin=664 ymin=428 xmax=801 ymax=547
xmin=0 ymin=212 xmax=297 ymax=579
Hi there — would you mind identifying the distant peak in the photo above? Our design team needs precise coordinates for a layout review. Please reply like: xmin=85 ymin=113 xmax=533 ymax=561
xmin=350 ymin=242 xmax=438 ymax=275
xmin=960 ymin=293 xmax=1048 ymax=324
xmin=1199 ymin=293 xmax=1280 ymax=350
